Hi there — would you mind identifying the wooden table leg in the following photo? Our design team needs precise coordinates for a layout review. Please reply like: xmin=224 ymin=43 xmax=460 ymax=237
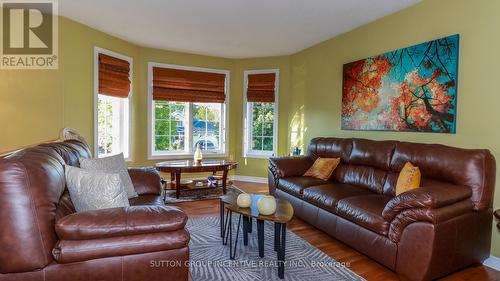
xmin=220 ymin=198 xmax=224 ymax=238
xmin=175 ymin=172 xmax=181 ymax=199
xmin=278 ymin=223 xmax=286 ymax=279
xmin=257 ymin=219 xmax=264 ymax=257
xmin=243 ymin=216 xmax=249 ymax=246
xmin=274 ymin=222 xmax=281 ymax=252
xmin=222 ymin=167 xmax=229 ymax=194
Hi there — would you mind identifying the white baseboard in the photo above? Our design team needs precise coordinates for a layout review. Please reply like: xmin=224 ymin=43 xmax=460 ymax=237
xmin=230 ymin=175 xmax=268 ymax=183
xmin=483 ymin=255 xmax=500 ymax=271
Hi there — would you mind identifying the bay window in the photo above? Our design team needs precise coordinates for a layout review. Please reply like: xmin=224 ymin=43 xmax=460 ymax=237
xmin=149 ymin=63 xmax=228 ymax=158
xmin=243 ymin=70 xmax=279 ymax=158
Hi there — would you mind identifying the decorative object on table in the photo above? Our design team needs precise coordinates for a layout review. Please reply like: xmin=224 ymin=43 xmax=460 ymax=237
xmin=64 ymin=165 xmax=129 ymax=212
xmin=156 ymin=159 xmax=237 ymax=199
xmin=292 ymin=147 xmax=302 ymax=156
xmin=207 ymin=175 xmax=219 ymax=187
xmin=193 ymin=143 xmax=203 ymax=163
xmin=164 ymin=183 xmax=242 ymax=203
xmin=257 ymin=195 xmax=277 ymax=215
xmin=79 ymin=153 xmax=138 ymax=198
xmin=342 ymin=34 xmax=459 ymax=133
xmin=59 ymin=127 xmax=90 ymax=148
xmin=236 ymin=193 xmax=252 ymax=208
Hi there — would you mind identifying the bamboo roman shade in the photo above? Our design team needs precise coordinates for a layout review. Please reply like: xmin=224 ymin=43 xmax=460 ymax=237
xmin=98 ymin=53 xmax=131 ymax=98
xmin=246 ymin=73 xmax=276 ymax=103
xmin=152 ymin=67 xmax=226 ymax=103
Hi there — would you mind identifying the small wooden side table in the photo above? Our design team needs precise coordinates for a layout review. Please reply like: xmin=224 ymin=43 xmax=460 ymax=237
xmin=155 ymin=160 xmax=237 ymax=199
xmin=220 ymin=194 xmax=294 ymax=279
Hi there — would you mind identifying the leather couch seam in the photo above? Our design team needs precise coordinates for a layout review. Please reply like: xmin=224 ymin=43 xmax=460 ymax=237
xmin=20 ymin=161 xmax=50 ymax=266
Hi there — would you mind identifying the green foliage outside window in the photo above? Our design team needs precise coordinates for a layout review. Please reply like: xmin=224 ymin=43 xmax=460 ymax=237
xmin=251 ymin=102 xmax=274 ymax=151
xmin=97 ymin=98 xmax=114 ymax=155
xmin=154 ymin=101 xmax=185 ymax=151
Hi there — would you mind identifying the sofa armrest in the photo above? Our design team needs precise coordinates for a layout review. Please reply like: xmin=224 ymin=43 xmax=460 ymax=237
xmin=56 ymin=205 xmax=188 ymax=240
xmin=269 ymin=156 xmax=313 ymax=179
xmin=388 ymin=199 xmax=472 ymax=242
xmin=382 ymin=182 xmax=472 ymax=222
xmin=53 ymin=230 xmax=190 ymax=264
xmin=128 ymin=167 xmax=162 ymax=195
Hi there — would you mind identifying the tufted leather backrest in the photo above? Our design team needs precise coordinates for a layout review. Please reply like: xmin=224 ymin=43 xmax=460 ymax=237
xmin=308 ymin=137 xmax=496 ymax=210
xmin=0 ymin=140 xmax=91 ymax=273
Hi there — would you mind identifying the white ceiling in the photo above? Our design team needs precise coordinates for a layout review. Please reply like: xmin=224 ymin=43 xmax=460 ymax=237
xmin=60 ymin=0 xmax=421 ymax=59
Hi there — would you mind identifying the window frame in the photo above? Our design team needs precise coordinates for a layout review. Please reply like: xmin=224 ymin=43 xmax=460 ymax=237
xmin=243 ymin=69 xmax=279 ymax=159
xmin=147 ymin=62 xmax=230 ymax=160
xmin=93 ymin=47 xmax=132 ymax=160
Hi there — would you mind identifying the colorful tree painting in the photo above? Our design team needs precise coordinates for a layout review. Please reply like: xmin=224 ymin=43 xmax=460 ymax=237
xmin=342 ymin=34 xmax=459 ymax=133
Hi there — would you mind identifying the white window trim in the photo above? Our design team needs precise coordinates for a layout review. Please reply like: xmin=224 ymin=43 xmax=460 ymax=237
xmin=147 ymin=62 xmax=230 ymax=160
xmin=243 ymin=69 xmax=279 ymax=159
xmin=93 ymin=47 xmax=132 ymax=161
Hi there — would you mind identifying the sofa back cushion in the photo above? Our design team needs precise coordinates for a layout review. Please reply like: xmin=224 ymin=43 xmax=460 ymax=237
xmin=0 ymin=146 xmax=66 ymax=273
xmin=308 ymin=137 xmax=496 ymax=210
xmin=40 ymin=139 xmax=91 ymax=167
xmin=308 ymin=137 xmax=352 ymax=162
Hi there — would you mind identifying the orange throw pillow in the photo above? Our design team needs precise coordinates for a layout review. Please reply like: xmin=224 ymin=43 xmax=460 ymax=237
xmin=303 ymin=157 xmax=340 ymax=181
xmin=395 ymin=162 xmax=421 ymax=195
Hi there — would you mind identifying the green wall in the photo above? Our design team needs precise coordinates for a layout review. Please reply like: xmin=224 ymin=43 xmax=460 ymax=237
xmin=288 ymin=0 xmax=500 ymax=256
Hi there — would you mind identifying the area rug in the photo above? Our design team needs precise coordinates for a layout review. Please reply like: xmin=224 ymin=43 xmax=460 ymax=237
xmin=164 ymin=183 xmax=242 ymax=203
xmin=186 ymin=216 xmax=365 ymax=281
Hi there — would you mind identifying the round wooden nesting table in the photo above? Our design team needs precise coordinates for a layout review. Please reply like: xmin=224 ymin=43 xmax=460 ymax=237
xmin=220 ymin=194 xmax=294 ymax=279
xmin=155 ymin=160 xmax=237 ymax=199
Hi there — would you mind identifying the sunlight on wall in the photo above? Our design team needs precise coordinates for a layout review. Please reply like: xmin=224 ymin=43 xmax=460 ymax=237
xmin=289 ymin=105 xmax=307 ymax=155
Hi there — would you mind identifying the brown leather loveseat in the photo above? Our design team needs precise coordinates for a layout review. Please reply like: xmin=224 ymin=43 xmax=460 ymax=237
xmin=269 ymin=137 xmax=496 ymax=281
xmin=0 ymin=140 xmax=190 ymax=281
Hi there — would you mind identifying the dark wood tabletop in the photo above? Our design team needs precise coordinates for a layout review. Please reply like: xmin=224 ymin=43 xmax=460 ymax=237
xmin=155 ymin=159 xmax=237 ymax=173
xmin=221 ymin=194 xmax=294 ymax=224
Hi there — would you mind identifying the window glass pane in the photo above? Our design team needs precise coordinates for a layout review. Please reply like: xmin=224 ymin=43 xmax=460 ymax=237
xmin=252 ymin=136 xmax=263 ymax=151
xmin=97 ymin=95 xmax=124 ymax=157
xmin=248 ymin=101 xmax=275 ymax=153
xmin=155 ymin=120 xmax=169 ymax=136
xmin=193 ymin=103 xmax=221 ymax=151
xmin=263 ymin=137 xmax=274 ymax=151
xmin=154 ymin=101 xmax=186 ymax=152
xmin=262 ymin=102 xmax=274 ymax=122
xmin=263 ymin=122 xmax=273 ymax=137
xmin=155 ymin=136 xmax=170 ymax=151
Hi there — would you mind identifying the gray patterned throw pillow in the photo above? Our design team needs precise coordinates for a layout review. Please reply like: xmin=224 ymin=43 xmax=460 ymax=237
xmin=79 ymin=153 xmax=138 ymax=198
xmin=65 ymin=166 xmax=129 ymax=212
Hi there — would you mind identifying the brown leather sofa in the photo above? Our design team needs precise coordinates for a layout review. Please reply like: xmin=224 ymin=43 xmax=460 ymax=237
xmin=0 ymin=140 xmax=190 ymax=281
xmin=269 ymin=137 xmax=496 ymax=281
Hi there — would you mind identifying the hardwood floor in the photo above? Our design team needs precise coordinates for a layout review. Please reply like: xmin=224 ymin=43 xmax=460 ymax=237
xmin=170 ymin=181 xmax=499 ymax=281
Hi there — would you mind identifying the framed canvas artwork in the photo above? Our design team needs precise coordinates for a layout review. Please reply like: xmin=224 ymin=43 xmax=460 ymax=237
xmin=341 ymin=34 xmax=459 ymax=133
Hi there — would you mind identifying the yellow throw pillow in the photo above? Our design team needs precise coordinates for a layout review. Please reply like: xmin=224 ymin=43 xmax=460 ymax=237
xmin=395 ymin=162 xmax=421 ymax=195
xmin=303 ymin=157 xmax=341 ymax=181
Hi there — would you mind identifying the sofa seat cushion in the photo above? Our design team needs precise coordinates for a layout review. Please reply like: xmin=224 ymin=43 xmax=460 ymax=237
xmin=277 ymin=177 xmax=326 ymax=197
xmin=336 ymin=194 xmax=392 ymax=236
xmin=302 ymin=183 xmax=374 ymax=212
xmin=129 ymin=195 xmax=165 ymax=206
